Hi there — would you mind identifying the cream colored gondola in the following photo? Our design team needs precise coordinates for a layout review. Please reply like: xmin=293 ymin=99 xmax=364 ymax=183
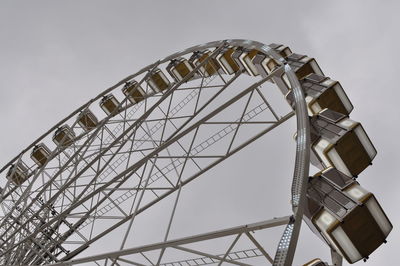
xmin=253 ymin=52 xmax=279 ymax=78
xmin=100 ymin=94 xmax=120 ymax=115
xmin=147 ymin=68 xmax=171 ymax=92
xmin=304 ymin=167 xmax=392 ymax=263
xmin=166 ymin=57 xmax=195 ymax=82
xmin=6 ymin=161 xmax=29 ymax=186
xmin=269 ymin=43 xmax=292 ymax=58
xmin=286 ymin=53 xmax=323 ymax=80
xmin=310 ymin=109 xmax=376 ymax=177
xmin=231 ymin=48 xmax=260 ymax=76
xmin=30 ymin=143 xmax=51 ymax=166
xmin=53 ymin=125 xmax=75 ymax=148
xmin=189 ymin=50 xmax=220 ymax=77
xmin=78 ymin=109 xmax=98 ymax=131
xmin=216 ymin=47 xmax=240 ymax=75
xmin=122 ymin=81 xmax=146 ymax=104
xmin=285 ymin=73 xmax=353 ymax=116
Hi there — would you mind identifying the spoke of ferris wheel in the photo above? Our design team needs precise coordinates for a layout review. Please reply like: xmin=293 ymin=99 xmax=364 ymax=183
xmin=117 ymin=116 xmax=186 ymax=251
xmin=0 ymin=98 xmax=99 ymax=223
xmin=4 ymin=144 xmax=105 ymax=254
xmin=36 ymin=111 xmax=144 ymax=213
xmin=114 ymin=108 xmax=201 ymax=262
xmin=45 ymin=43 xmax=227 ymax=210
xmin=31 ymin=71 xmax=231 ymax=242
xmin=5 ymin=104 xmax=294 ymax=262
xmin=226 ymin=88 xmax=256 ymax=155
xmin=3 ymin=84 xmax=288 ymax=264
xmin=96 ymin=111 xmax=200 ymax=258
xmin=2 ymin=56 xmax=288 ymax=264
xmin=51 ymin=68 xmax=288 ymax=261
xmin=0 ymin=195 xmax=72 ymax=263
xmin=4 ymin=81 xmax=153 ymax=210
xmin=0 ymin=43 xmax=231 ymax=258
xmin=45 ymin=216 xmax=289 ymax=266
xmin=76 ymin=74 xmax=231 ymax=229
xmin=79 ymin=80 xmax=207 ymax=198
xmin=115 ymin=76 xmax=234 ymax=257
xmin=21 ymin=149 xmax=143 ymax=264
xmin=1 ymin=113 xmax=125 ymax=259
xmin=154 ymin=182 xmax=182 ymax=265
xmin=38 ymin=138 xmax=180 ymax=262
xmin=4 ymin=125 xmax=118 ymax=260
xmin=0 ymin=116 xmax=99 ymax=245
xmin=58 ymin=109 xmax=294 ymax=262
xmin=78 ymin=99 xmax=279 ymax=232
xmin=79 ymin=68 xmax=280 ymax=222
xmin=105 ymin=87 xmax=275 ymax=205
xmin=32 ymin=84 xmax=214 ymax=256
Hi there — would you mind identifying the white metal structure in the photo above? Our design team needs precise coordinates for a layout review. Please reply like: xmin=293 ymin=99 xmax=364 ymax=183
xmin=0 ymin=40 xmax=387 ymax=265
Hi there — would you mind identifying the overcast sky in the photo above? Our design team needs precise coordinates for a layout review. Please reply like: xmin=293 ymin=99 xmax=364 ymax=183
xmin=0 ymin=1 xmax=399 ymax=265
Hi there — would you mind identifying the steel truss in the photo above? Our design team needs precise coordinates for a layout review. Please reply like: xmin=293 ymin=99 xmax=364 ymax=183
xmin=0 ymin=40 xmax=313 ymax=265
xmin=47 ymin=216 xmax=290 ymax=266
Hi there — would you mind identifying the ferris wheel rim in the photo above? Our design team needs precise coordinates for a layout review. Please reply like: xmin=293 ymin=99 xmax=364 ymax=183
xmin=0 ymin=39 xmax=301 ymax=175
xmin=0 ymin=39 xmax=311 ymax=266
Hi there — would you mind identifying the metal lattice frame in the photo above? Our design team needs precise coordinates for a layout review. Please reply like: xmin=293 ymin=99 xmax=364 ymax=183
xmin=0 ymin=40 xmax=316 ymax=266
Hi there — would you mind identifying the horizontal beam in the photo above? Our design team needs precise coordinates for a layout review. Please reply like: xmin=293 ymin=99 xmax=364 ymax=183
xmin=47 ymin=216 xmax=290 ymax=265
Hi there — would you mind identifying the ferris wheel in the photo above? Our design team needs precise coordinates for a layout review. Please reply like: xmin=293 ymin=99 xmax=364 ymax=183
xmin=0 ymin=39 xmax=392 ymax=266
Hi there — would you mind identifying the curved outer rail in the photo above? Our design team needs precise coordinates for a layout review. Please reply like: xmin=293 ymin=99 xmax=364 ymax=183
xmin=227 ymin=40 xmax=311 ymax=265
xmin=0 ymin=39 xmax=311 ymax=266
